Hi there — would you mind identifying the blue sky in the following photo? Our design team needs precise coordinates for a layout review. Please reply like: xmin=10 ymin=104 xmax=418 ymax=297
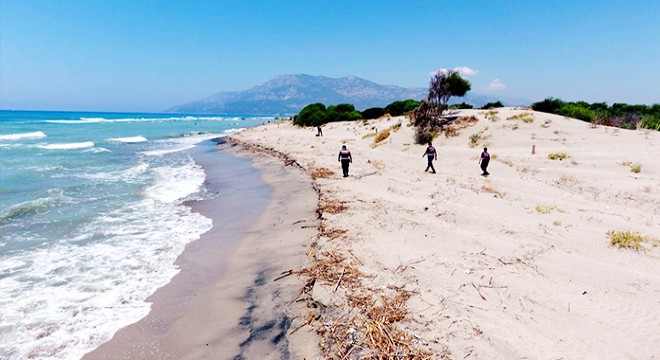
xmin=1 ymin=0 xmax=659 ymax=112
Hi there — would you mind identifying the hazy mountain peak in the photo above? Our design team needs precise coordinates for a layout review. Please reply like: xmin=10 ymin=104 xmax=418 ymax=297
xmin=165 ymin=74 xmax=530 ymax=115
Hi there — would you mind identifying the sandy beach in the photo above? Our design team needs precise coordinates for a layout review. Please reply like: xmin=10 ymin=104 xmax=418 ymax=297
xmin=84 ymin=109 xmax=660 ymax=359
xmin=229 ymin=109 xmax=660 ymax=359
xmin=84 ymin=141 xmax=321 ymax=359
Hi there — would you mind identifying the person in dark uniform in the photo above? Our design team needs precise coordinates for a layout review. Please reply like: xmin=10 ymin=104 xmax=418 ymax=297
xmin=338 ymin=145 xmax=352 ymax=177
xmin=316 ymin=125 xmax=323 ymax=136
xmin=479 ymin=147 xmax=490 ymax=176
xmin=422 ymin=141 xmax=437 ymax=174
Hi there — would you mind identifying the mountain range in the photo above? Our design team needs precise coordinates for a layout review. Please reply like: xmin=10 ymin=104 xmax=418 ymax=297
xmin=165 ymin=74 xmax=531 ymax=115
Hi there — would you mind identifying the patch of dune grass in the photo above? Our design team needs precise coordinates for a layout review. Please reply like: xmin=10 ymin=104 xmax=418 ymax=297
xmin=535 ymin=204 xmax=564 ymax=214
xmin=630 ymin=164 xmax=642 ymax=173
xmin=548 ymin=153 xmax=570 ymax=160
xmin=506 ymin=112 xmax=535 ymax=123
xmin=481 ymin=185 xmax=505 ymax=198
xmin=608 ymin=230 xmax=657 ymax=251
xmin=621 ymin=161 xmax=642 ymax=173
xmin=374 ymin=129 xmax=390 ymax=144
xmin=483 ymin=110 xmax=499 ymax=121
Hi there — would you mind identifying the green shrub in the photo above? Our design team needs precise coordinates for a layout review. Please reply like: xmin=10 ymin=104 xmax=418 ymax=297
xmin=294 ymin=103 xmax=327 ymax=126
xmin=293 ymin=102 xmax=362 ymax=127
xmin=641 ymin=115 xmax=660 ymax=130
xmin=558 ymin=104 xmax=596 ymax=122
xmin=532 ymin=97 xmax=564 ymax=113
xmin=385 ymin=99 xmax=421 ymax=116
xmin=481 ymin=101 xmax=504 ymax=109
xmin=450 ymin=102 xmax=473 ymax=109
xmin=361 ymin=107 xmax=386 ymax=119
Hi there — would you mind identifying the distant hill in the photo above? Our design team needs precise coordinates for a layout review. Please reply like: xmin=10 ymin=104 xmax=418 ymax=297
xmin=165 ymin=74 xmax=530 ymax=115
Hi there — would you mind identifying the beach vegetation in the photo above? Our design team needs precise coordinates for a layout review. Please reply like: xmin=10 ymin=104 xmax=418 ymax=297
xmin=481 ymin=184 xmax=505 ymax=198
xmin=414 ymin=129 xmax=434 ymax=144
xmin=294 ymin=103 xmax=327 ymax=126
xmin=293 ymin=103 xmax=361 ymax=127
xmin=384 ymin=99 xmax=421 ymax=116
xmin=531 ymin=97 xmax=660 ymax=131
xmin=535 ymin=204 xmax=564 ymax=214
xmin=481 ymin=101 xmax=504 ymax=109
xmin=443 ymin=126 xmax=460 ymax=137
xmin=443 ymin=116 xmax=479 ymax=137
xmin=361 ymin=107 xmax=386 ymax=119
xmin=411 ymin=69 xmax=471 ymax=144
xmin=311 ymin=168 xmax=335 ymax=180
xmin=608 ymin=230 xmax=657 ymax=251
xmin=621 ymin=160 xmax=641 ymax=173
xmin=548 ymin=152 xmax=570 ymax=160
xmin=507 ymin=112 xmax=535 ymax=123
xmin=483 ymin=110 xmax=500 ymax=121
xmin=373 ymin=128 xmax=391 ymax=145
xmin=630 ymin=163 xmax=642 ymax=173
xmin=469 ymin=133 xmax=481 ymax=147
xmin=450 ymin=102 xmax=473 ymax=109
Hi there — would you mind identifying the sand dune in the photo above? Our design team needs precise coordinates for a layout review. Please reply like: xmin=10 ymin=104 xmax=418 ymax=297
xmin=232 ymin=108 xmax=660 ymax=359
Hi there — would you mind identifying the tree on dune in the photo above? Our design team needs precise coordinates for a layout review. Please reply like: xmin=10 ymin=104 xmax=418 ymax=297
xmin=412 ymin=69 xmax=471 ymax=144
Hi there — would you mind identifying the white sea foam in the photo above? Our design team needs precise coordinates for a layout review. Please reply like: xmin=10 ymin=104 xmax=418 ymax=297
xmin=144 ymin=157 xmax=205 ymax=203
xmin=83 ymin=147 xmax=112 ymax=153
xmin=71 ymin=163 xmax=149 ymax=182
xmin=107 ymin=136 xmax=147 ymax=143
xmin=0 ymin=198 xmax=212 ymax=360
xmin=0 ymin=131 xmax=47 ymax=141
xmin=37 ymin=142 xmax=95 ymax=150
xmin=141 ymin=132 xmax=238 ymax=156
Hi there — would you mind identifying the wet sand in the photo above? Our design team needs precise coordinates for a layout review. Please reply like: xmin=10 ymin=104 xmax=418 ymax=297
xmin=84 ymin=140 xmax=320 ymax=359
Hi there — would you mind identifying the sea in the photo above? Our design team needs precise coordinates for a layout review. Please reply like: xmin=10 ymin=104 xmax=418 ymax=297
xmin=0 ymin=110 xmax=272 ymax=359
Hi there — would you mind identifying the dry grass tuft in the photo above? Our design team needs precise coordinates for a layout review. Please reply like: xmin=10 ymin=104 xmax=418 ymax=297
xmin=556 ymin=174 xmax=578 ymax=186
xmin=468 ymin=128 xmax=490 ymax=148
xmin=318 ymin=199 xmax=349 ymax=214
xmin=630 ymin=163 xmax=642 ymax=173
xmin=311 ymin=168 xmax=335 ymax=180
xmin=620 ymin=160 xmax=642 ymax=173
xmin=608 ymin=230 xmax=658 ymax=251
xmin=483 ymin=110 xmax=499 ymax=121
xmin=548 ymin=152 xmax=570 ymax=160
xmin=481 ymin=185 xmax=506 ymax=198
xmin=319 ymin=222 xmax=348 ymax=240
xmin=442 ymin=116 xmax=478 ymax=138
xmin=373 ymin=124 xmax=402 ymax=147
xmin=506 ymin=112 xmax=535 ymax=123
xmin=535 ymin=204 xmax=564 ymax=214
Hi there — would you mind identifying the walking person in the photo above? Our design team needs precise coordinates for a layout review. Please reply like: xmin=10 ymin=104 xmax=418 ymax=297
xmin=338 ymin=145 xmax=352 ymax=177
xmin=479 ymin=147 xmax=490 ymax=176
xmin=422 ymin=141 xmax=437 ymax=174
xmin=316 ymin=125 xmax=323 ymax=136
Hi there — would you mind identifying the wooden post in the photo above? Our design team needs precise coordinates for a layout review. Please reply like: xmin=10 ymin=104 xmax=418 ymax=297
xmin=532 ymin=144 xmax=536 ymax=155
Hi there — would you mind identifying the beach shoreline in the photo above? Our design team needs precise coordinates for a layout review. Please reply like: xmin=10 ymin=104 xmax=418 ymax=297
xmin=84 ymin=139 xmax=321 ymax=359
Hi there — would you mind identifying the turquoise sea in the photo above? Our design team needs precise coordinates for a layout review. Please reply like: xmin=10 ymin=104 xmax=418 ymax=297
xmin=0 ymin=110 xmax=270 ymax=359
